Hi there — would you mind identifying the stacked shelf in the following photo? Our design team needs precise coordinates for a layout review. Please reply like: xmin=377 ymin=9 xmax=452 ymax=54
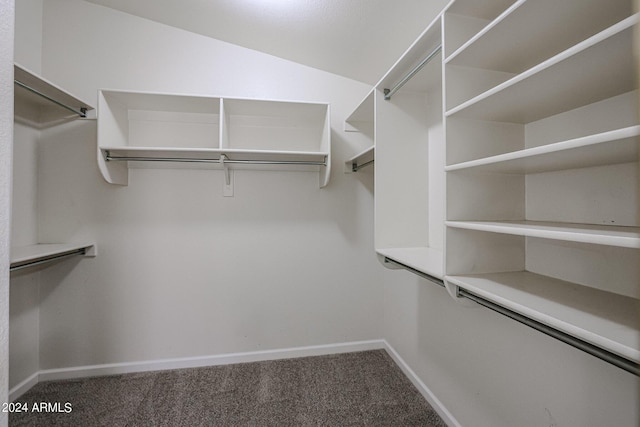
xmin=444 ymin=0 xmax=639 ymax=365
xmin=98 ymin=90 xmax=331 ymax=188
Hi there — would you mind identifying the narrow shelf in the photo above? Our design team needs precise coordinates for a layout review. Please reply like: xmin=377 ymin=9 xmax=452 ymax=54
xmin=345 ymin=146 xmax=374 ymax=173
xmin=377 ymin=247 xmax=443 ymax=279
xmin=446 ymin=220 xmax=640 ymax=249
xmin=446 ymin=0 xmax=629 ymax=74
xmin=445 ymin=126 xmax=640 ymax=174
xmin=11 ymin=243 xmax=96 ymax=272
xmin=446 ymin=271 xmax=640 ymax=362
xmin=445 ymin=16 xmax=637 ymax=122
xmin=14 ymin=64 xmax=94 ymax=128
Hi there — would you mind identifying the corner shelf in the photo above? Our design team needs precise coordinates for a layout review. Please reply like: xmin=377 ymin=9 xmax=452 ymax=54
xmin=97 ymin=90 xmax=331 ymax=188
xmin=14 ymin=63 xmax=94 ymax=128
xmin=10 ymin=243 xmax=97 ymax=272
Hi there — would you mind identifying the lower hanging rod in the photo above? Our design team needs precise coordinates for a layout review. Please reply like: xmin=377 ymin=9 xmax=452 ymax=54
xmin=10 ymin=248 xmax=86 ymax=272
xmin=384 ymin=44 xmax=442 ymax=101
xmin=458 ymin=288 xmax=640 ymax=377
xmin=14 ymin=80 xmax=88 ymax=118
xmin=105 ymin=153 xmax=327 ymax=167
xmin=352 ymin=159 xmax=374 ymax=172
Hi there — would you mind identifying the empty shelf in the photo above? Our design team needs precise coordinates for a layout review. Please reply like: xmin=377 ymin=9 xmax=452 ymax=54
xmin=445 ymin=126 xmax=640 ymax=174
xmin=446 ymin=220 xmax=640 ymax=249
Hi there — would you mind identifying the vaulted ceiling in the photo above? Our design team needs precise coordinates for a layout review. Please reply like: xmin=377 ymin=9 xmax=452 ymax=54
xmin=81 ymin=0 xmax=449 ymax=84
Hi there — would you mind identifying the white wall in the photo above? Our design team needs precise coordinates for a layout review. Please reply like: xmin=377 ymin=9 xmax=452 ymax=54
xmin=0 ymin=0 xmax=15 ymax=424
xmin=17 ymin=0 xmax=381 ymax=373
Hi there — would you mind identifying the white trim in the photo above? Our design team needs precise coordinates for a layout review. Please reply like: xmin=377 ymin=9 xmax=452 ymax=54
xmin=382 ymin=340 xmax=461 ymax=427
xmin=8 ymin=371 xmax=39 ymax=402
xmin=9 ymin=340 xmax=385 ymax=400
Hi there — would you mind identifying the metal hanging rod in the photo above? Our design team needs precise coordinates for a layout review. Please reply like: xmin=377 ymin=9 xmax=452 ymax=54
xmin=104 ymin=153 xmax=327 ymax=167
xmin=384 ymin=44 xmax=442 ymax=101
xmin=384 ymin=256 xmax=640 ymax=376
xmin=14 ymin=80 xmax=88 ymax=118
xmin=458 ymin=288 xmax=640 ymax=377
xmin=352 ymin=159 xmax=374 ymax=172
xmin=10 ymin=248 xmax=86 ymax=272
xmin=383 ymin=257 xmax=444 ymax=287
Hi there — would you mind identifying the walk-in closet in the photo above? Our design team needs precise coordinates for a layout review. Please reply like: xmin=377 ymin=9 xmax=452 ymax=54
xmin=1 ymin=0 xmax=638 ymax=425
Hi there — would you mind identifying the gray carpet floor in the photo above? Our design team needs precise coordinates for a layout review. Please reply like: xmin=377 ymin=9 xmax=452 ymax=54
xmin=9 ymin=350 xmax=446 ymax=426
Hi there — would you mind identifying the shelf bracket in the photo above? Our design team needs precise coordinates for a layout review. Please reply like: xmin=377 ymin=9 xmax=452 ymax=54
xmin=220 ymin=154 xmax=234 ymax=197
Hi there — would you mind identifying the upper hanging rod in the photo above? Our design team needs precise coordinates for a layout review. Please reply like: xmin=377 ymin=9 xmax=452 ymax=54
xmin=384 ymin=44 xmax=442 ymax=101
xmin=10 ymin=248 xmax=86 ymax=272
xmin=383 ymin=256 xmax=640 ymax=377
xmin=104 ymin=152 xmax=327 ymax=167
xmin=352 ymin=159 xmax=374 ymax=172
xmin=14 ymin=80 xmax=88 ymax=118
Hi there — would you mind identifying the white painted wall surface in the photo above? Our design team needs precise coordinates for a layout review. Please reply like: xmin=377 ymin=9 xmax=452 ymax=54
xmin=31 ymin=0 xmax=381 ymax=370
xmin=13 ymin=0 xmax=42 ymax=72
xmin=0 ymin=0 xmax=14 ymax=424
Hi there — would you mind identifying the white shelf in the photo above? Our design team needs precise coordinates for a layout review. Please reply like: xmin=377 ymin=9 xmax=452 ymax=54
xmin=11 ymin=243 xmax=96 ymax=271
xmin=344 ymin=146 xmax=374 ymax=173
xmin=97 ymin=90 xmax=331 ymax=188
xmin=446 ymin=272 xmax=640 ymax=362
xmin=14 ymin=64 xmax=94 ymax=128
xmin=445 ymin=16 xmax=637 ymax=122
xmin=446 ymin=220 xmax=640 ymax=249
xmin=445 ymin=126 xmax=640 ymax=174
xmin=344 ymin=90 xmax=374 ymax=132
xmin=377 ymin=247 xmax=443 ymax=279
xmin=446 ymin=0 xmax=630 ymax=73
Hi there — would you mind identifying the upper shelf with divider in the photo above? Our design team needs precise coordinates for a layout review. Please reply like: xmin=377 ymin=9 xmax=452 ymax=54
xmin=97 ymin=90 xmax=331 ymax=188
xmin=14 ymin=63 xmax=95 ymax=128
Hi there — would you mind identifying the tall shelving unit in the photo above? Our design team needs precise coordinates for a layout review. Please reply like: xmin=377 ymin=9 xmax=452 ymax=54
xmin=344 ymin=0 xmax=640 ymax=373
xmin=443 ymin=0 xmax=639 ymax=368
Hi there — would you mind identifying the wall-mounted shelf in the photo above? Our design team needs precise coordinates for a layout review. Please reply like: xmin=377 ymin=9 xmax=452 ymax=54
xmin=98 ymin=90 xmax=331 ymax=188
xmin=14 ymin=63 xmax=94 ymax=128
xmin=345 ymin=146 xmax=374 ymax=173
xmin=10 ymin=243 xmax=97 ymax=272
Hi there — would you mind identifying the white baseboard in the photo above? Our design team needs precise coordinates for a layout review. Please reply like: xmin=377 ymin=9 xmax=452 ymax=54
xmin=8 ymin=372 xmax=39 ymax=403
xmin=382 ymin=340 xmax=461 ymax=427
xmin=10 ymin=339 xmax=385 ymax=401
